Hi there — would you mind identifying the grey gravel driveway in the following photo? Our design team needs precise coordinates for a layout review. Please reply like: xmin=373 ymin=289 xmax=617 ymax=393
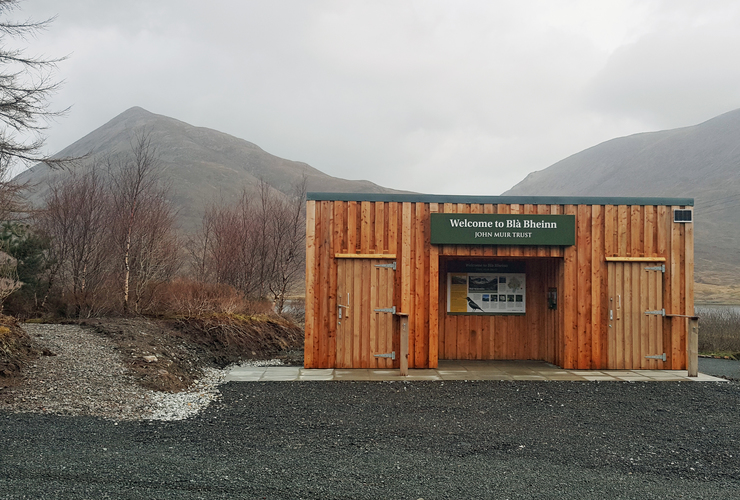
xmin=2 ymin=380 xmax=740 ymax=499
xmin=699 ymin=357 xmax=740 ymax=380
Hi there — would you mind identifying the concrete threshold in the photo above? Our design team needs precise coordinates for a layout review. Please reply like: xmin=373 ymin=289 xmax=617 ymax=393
xmin=224 ymin=360 xmax=728 ymax=382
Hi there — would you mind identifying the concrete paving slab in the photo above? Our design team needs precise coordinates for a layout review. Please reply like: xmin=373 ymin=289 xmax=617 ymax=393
xmin=224 ymin=360 xmax=729 ymax=382
xmin=474 ymin=374 xmax=514 ymax=380
xmin=299 ymin=369 xmax=334 ymax=376
xmin=264 ymin=366 xmax=300 ymax=374
xmin=439 ymin=374 xmax=477 ymax=380
xmin=224 ymin=375 xmax=263 ymax=382
xmin=260 ymin=374 xmax=299 ymax=381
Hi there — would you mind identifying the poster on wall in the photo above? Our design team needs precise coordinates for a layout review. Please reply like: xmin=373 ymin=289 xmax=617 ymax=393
xmin=446 ymin=261 xmax=526 ymax=314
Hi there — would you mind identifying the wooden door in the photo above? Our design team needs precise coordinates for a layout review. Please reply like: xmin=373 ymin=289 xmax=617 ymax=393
xmin=607 ymin=261 xmax=664 ymax=369
xmin=336 ymin=258 xmax=396 ymax=368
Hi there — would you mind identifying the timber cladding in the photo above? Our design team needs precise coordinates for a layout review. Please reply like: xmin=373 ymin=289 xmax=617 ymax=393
xmin=305 ymin=194 xmax=695 ymax=371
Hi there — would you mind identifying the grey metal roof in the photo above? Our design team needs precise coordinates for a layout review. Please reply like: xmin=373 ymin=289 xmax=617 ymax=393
xmin=307 ymin=192 xmax=694 ymax=206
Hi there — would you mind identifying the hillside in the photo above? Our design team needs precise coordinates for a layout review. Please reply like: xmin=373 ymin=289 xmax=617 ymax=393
xmin=14 ymin=107 xmax=404 ymax=232
xmin=505 ymin=108 xmax=740 ymax=302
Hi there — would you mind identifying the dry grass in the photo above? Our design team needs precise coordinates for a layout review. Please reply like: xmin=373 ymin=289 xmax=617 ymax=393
xmin=696 ymin=306 xmax=740 ymax=357
xmin=695 ymin=282 xmax=740 ymax=305
xmin=144 ymin=279 xmax=274 ymax=317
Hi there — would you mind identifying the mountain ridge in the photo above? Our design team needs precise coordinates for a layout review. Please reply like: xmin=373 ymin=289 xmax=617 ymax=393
xmin=15 ymin=107 xmax=406 ymax=231
xmin=505 ymin=107 xmax=740 ymax=301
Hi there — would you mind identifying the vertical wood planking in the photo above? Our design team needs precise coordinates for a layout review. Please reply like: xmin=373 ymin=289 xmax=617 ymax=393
xmin=387 ymin=264 xmax=396 ymax=368
xmin=318 ymin=202 xmax=331 ymax=368
xmin=630 ymin=206 xmax=642 ymax=256
xmin=375 ymin=203 xmax=386 ymax=254
xmin=604 ymin=205 xmax=616 ymax=257
xmin=304 ymin=200 xmax=317 ymax=367
xmin=414 ymin=203 xmax=428 ymax=368
xmin=684 ymin=206 xmax=695 ymax=370
xmin=498 ymin=317 xmax=507 ymax=361
xmin=622 ymin=258 xmax=632 ymax=369
xmin=644 ymin=206 xmax=655 ymax=256
xmin=429 ymin=203 xmax=439 ymax=368
xmin=670 ymin=207 xmax=681 ymax=368
xmin=617 ymin=205 xmax=628 ymax=256
xmin=347 ymin=202 xmax=358 ymax=254
xmin=344 ymin=259 xmax=353 ymax=368
xmin=562 ymin=205 xmax=578 ymax=368
xmin=352 ymin=259 xmax=365 ymax=368
xmin=400 ymin=202 xmax=413 ymax=367
xmin=442 ymin=203 xmax=455 ymax=256
xmin=646 ymin=265 xmax=657 ymax=369
xmin=549 ymin=205 xmax=563 ymax=258
xmin=576 ymin=205 xmax=591 ymax=368
xmin=630 ymin=261 xmax=640 ymax=367
xmin=400 ymin=203 xmax=412 ymax=313
xmin=527 ymin=261 xmax=539 ymax=360
xmin=309 ymin=197 xmax=691 ymax=371
xmin=655 ymin=263 xmax=664 ymax=368
xmin=606 ymin=262 xmax=616 ymax=368
xmin=336 ymin=259 xmax=346 ymax=368
xmin=639 ymin=265 xmax=649 ymax=368
xmin=360 ymin=202 xmax=371 ymax=253
xmin=611 ymin=262 xmax=620 ymax=369
xmin=591 ymin=205 xmax=605 ymax=368
xmin=369 ymin=260 xmax=378 ymax=367
xmin=556 ymin=253 xmax=565 ymax=366
xmin=327 ymin=202 xmax=338 ymax=368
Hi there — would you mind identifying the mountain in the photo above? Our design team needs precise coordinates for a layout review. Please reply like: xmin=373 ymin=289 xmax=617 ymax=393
xmin=14 ymin=106 xmax=405 ymax=231
xmin=504 ymin=108 xmax=740 ymax=302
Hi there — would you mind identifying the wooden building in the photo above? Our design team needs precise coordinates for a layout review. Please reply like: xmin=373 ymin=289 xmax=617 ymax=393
xmin=304 ymin=193 xmax=695 ymax=371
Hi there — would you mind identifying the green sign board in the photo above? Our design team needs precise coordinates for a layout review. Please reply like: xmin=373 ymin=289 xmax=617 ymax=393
xmin=430 ymin=213 xmax=575 ymax=246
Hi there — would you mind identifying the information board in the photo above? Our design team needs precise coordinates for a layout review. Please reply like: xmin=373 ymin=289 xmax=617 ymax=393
xmin=446 ymin=261 xmax=526 ymax=315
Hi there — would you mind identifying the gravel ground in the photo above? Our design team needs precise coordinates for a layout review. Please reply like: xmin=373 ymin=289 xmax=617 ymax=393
xmin=698 ymin=357 xmax=740 ymax=380
xmin=0 ymin=324 xmax=229 ymax=421
xmin=2 ymin=324 xmax=740 ymax=499
xmin=2 ymin=380 xmax=740 ymax=499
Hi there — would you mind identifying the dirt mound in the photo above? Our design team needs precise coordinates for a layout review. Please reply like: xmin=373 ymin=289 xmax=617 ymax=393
xmin=84 ymin=315 xmax=304 ymax=392
xmin=0 ymin=316 xmax=48 ymax=388
xmin=173 ymin=315 xmax=304 ymax=365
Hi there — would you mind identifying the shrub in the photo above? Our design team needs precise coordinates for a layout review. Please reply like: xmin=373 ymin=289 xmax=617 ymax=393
xmin=697 ymin=306 xmax=740 ymax=355
xmin=143 ymin=279 xmax=274 ymax=318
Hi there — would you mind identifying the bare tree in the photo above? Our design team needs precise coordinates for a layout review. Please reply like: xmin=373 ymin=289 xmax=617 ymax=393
xmin=0 ymin=1 xmax=66 ymax=219
xmin=37 ymin=167 xmax=112 ymax=315
xmin=109 ymin=132 xmax=160 ymax=313
xmin=109 ymin=132 xmax=178 ymax=313
xmin=192 ymin=179 xmax=306 ymax=312
xmin=265 ymin=178 xmax=306 ymax=313
xmin=128 ymin=189 xmax=180 ymax=313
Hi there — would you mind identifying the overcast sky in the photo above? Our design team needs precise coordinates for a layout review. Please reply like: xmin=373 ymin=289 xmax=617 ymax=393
xmin=13 ymin=0 xmax=740 ymax=194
